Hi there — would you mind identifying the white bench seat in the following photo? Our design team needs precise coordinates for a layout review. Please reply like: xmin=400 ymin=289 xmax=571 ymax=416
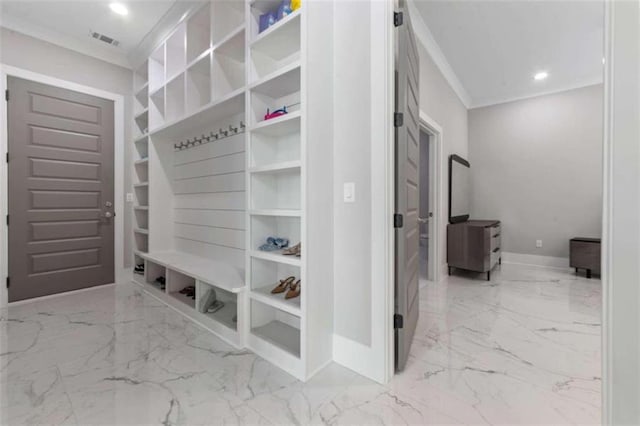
xmin=139 ymin=251 xmax=245 ymax=293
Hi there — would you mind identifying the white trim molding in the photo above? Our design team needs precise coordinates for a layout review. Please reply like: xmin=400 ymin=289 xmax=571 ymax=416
xmin=418 ymin=111 xmax=444 ymax=285
xmin=602 ymin=0 xmax=640 ymax=424
xmin=0 ymin=64 xmax=127 ymax=307
xmin=501 ymin=252 xmax=570 ymax=270
xmin=406 ymin=0 xmax=472 ymax=108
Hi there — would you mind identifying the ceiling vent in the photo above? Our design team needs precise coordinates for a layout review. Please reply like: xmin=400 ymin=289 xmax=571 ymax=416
xmin=90 ymin=31 xmax=120 ymax=47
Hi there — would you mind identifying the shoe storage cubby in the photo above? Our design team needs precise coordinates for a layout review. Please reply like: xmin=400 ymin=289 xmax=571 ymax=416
xmin=212 ymin=0 xmax=245 ymax=47
xmin=187 ymin=4 xmax=211 ymax=63
xmin=149 ymin=87 xmax=165 ymax=130
xmin=134 ymin=84 xmax=149 ymax=115
xmin=134 ymin=159 xmax=149 ymax=182
xmin=149 ymin=45 xmax=165 ymax=92
xmin=186 ymin=55 xmax=212 ymax=113
xmin=132 ymin=1 xmax=334 ymax=381
xmin=167 ymin=269 xmax=196 ymax=309
xmin=250 ymin=214 xmax=300 ymax=253
xmin=249 ymin=64 xmax=301 ymax=126
xmin=134 ymin=110 xmax=149 ymax=136
xmin=250 ymin=299 xmax=301 ymax=359
xmin=196 ymin=281 xmax=238 ymax=331
xmin=135 ymin=232 xmax=148 ymax=253
xmin=145 ymin=260 xmax=165 ymax=293
xmin=249 ymin=113 xmax=300 ymax=167
xmin=166 ymin=24 xmax=186 ymax=82
xmin=213 ymin=27 xmax=245 ymax=100
xmin=134 ymin=183 xmax=149 ymax=206
xmin=134 ymin=207 xmax=149 ymax=230
xmin=250 ymin=169 xmax=301 ymax=211
xmin=250 ymin=256 xmax=301 ymax=314
xmin=249 ymin=7 xmax=300 ymax=81
xmin=165 ymin=74 xmax=185 ymax=124
xmin=134 ymin=136 xmax=149 ymax=159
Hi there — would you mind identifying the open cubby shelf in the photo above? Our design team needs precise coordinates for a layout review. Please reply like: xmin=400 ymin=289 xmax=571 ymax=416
xmin=133 ymin=251 xmax=243 ymax=346
xmin=132 ymin=1 xmax=334 ymax=381
xmin=212 ymin=1 xmax=245 ymax=47
xmin=250 ymin=298 xmax=300 ymax=358
xmin=250 ymin=11 xmax=300 ymax=81
xmin=187 ymin=4 xmax=211 ymax=63
xmin=186 ymin=54 xmax=212 ymax=114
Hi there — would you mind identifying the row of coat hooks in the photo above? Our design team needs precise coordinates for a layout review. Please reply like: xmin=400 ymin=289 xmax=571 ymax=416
xmin=173 ymin=120 xmax=246 ymax=151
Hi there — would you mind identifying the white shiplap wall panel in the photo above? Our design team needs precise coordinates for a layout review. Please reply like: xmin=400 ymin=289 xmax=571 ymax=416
xmin=175 ymin=238 xmax=245 ymax=269
xmin=174 ymin=223 xmax=245 ymax=249
xmin=174 ymin=134 xmax=245 ymax=165
xmin=173 ymin=172 xmax=245 ymax=194
xmin=173 ymin=132 xmax=246 ymax=264
xmin=174 ymin=152 xmax=245 ymax=180
xmin=174 ymin=209 xmax=244 ymax=229
xmin=174 ymin=192 xmax=245 ymax=210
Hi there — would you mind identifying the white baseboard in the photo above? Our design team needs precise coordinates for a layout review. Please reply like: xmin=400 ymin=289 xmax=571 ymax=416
xmin=501 ymin=252 xmax=570 ymax=270
xmin=333 ymin=334 xmax=387 ymax=384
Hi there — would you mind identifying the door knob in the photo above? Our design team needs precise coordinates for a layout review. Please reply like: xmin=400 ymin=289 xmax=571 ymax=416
xmin=104 ymin=212 xmax=113 ymax=218
xmin=418 ymin=217 xmax=429 ymax=224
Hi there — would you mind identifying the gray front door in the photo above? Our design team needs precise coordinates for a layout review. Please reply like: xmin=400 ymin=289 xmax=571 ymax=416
xmin=394 ymin=4 xmax=420 ymax=371
xmin=7 ymin=77 xmax=115 ymax=302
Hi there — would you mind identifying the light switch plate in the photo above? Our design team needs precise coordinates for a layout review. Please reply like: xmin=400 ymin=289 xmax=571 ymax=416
xmin=126 ymin=193 xmax=134 ymax=202
xmin=536 ymin=239 xmax=543 ymax=248
xmin=343 ymin=182 xmax=355 ymax=203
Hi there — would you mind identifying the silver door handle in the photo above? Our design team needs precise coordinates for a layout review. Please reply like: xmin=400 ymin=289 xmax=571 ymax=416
xmin=104 ymin=212 xmax=113 ymax=218
xmin=418 ymin=217 xmax=429 ymax=224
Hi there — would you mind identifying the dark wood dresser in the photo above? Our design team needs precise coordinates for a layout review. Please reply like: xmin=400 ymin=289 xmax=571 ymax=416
xmin=570 ymin=237 xmax=601 ymax=278
xmin=447 ymin=220 xmax=501 ymax=280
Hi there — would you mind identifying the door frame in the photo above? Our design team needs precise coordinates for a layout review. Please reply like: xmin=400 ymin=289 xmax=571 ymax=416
xmin=418 ymin=111 xmax=443 ymax=286
xmin=0 ymin=64 xmax=126 ymax=307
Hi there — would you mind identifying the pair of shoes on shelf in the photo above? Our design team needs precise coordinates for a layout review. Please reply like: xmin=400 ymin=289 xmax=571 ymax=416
xmin=270 ymin=276 xmax=301 ymax=300
xmin=199 ymin=288 xmax=224 ymax=314
xmin=282 ymin=242 xmax=301 ymax=257
xmin=179 ymin=286 xmax=195 ymax=299
xmin=134 ymin=264 xmax=144 ymax=275
xmin=155 ymin=276 xmax=166 ymax=290
xmin=259 ymin=236 xmax=289 ymax=252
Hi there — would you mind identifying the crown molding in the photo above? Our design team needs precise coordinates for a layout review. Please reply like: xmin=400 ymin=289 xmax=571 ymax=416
xmin=407 ymin=0 xmax=472 ymax=108
xmin=469 ymin=78 xmax=604 ymax=109
xmin=0 ymin=15 xmax=131 ymax=69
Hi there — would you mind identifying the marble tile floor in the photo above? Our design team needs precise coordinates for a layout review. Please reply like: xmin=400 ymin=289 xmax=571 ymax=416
xmin=0 ymin=263 xmax=601 ymax=425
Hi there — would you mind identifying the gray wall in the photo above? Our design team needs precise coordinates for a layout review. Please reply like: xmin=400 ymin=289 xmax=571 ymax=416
xmin=468 ymin=84 xmax=603 ymax=258
xmin=417 ymin=42 xmax=469 ymax=276
xmin=0 ymin=28 xmax=134 ymax=269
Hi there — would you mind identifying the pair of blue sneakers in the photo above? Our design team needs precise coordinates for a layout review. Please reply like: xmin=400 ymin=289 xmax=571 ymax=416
xmin=259 ymin=237 xmax=289 ymax=252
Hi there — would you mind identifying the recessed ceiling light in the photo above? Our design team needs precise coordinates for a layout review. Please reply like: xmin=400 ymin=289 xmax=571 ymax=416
xmin=534 ymin=71 xmax=548 ymax=81
xmin=109 ymin=2 xmax=128 ymax=16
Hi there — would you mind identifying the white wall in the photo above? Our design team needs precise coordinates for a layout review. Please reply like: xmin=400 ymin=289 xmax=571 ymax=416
xmin=468 ymin=85 xmax=603 ymax=260
xmin=332 ymin=1 xmax=372 ymax=346
xmin=0 ymin=28 xmax=134 ymax=269
xmin=416 ymin=42 xmax=469 ymax=277
xmin=332 ymin=0 xmax=394 ymax=383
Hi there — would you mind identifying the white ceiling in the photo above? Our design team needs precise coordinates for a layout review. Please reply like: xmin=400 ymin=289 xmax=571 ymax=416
xmin=0 ymin=0 xmax=183 ymax=68
xmin=412 ymin=0 xmax=604 ymax=108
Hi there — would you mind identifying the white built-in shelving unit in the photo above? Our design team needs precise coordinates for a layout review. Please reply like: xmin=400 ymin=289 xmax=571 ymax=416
xmin=130 ymin=0 xmax=334 ymax=380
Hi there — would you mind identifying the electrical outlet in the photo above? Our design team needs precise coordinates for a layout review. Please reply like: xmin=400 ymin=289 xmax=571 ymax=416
xmin=536 ymin=240 xmax=543 ymax=248
xmin=126 ymin=193 xmax=134 ymax=202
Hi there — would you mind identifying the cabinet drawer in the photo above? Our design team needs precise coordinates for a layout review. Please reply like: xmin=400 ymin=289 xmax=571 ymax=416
xmin=490 ymin=231 xmax=501 ymax=251
xmin=490 ymin=248 xmax=501 ymax=268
